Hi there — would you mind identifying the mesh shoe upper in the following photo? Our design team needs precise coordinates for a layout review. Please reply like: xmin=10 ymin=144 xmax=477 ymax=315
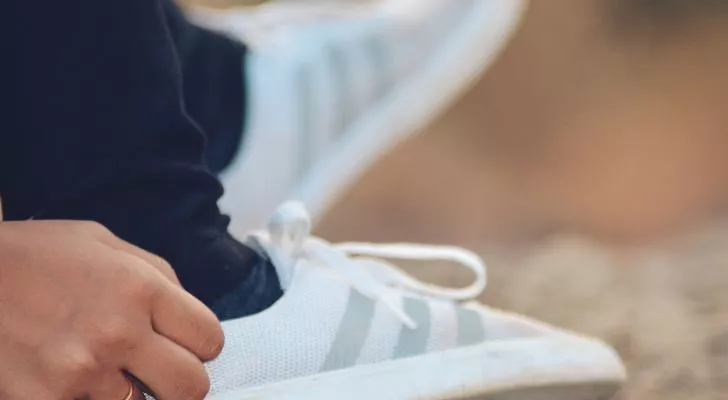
xmin=206 ymin=202 xmax=543 ymax=395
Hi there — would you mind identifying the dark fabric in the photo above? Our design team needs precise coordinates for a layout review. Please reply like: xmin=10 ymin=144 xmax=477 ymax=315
xmin=212 ymin=253 xmax=282 ymax=321
xmin=162 ymin=1 xmax=248 ymax=173
xmin=1 ymin=0 xmax=265 ymax=307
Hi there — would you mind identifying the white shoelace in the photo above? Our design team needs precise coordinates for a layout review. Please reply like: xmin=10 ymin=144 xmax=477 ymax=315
xmin=255 ymin=202 xmax=487 ymax=329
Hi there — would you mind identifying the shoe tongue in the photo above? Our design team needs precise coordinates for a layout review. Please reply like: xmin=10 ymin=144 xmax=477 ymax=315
xmin=241 ymin=235 xmax=279 ymax=282
xmin=243 ymin=235 xmax=300 ymax=292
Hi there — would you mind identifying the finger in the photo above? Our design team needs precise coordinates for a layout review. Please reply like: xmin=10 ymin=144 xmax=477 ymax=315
xmin=150 ymin=283 xmax=224 ymax=361
xmin=84 ymin=372 xmax=133 ymax=400
xmin=99 ymin=234 xmax=181 ymax=286
xmin=0 ymin=371 xmax=55 ymax=400
xmin=126 ymin=335 xmax=210 ymax=400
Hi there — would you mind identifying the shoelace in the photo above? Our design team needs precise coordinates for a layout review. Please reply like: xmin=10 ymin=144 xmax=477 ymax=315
xmin=255 ymin=202 xmax=487 ymax=329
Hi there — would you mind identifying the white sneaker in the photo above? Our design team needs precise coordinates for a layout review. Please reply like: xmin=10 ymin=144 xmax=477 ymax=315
xmin=190 ymin=0 xmax=527 ymax=235
xmin=205 ymin=202 xmax=626 ymax=400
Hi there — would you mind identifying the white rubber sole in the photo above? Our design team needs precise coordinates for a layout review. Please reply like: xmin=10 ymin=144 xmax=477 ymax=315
xmin=207 ymin=335 xmax=625 ymax=400
xmin=291 ymin=0 xmax=528 ymax=224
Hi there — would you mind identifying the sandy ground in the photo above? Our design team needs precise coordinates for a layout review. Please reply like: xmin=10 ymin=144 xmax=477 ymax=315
xmin=312 ymin=3 xmax=728 ymax=398
xmin=315 ymin=106 xmax=728 ymax=399
xmin=188 ymin=1 xmax=728 ymax=398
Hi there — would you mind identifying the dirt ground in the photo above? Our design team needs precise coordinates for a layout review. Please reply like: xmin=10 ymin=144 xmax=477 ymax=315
xmin=189 ymin=1 xmax=728 ymax=398
xmin=314 ymin=3 xmax=728 ymax=399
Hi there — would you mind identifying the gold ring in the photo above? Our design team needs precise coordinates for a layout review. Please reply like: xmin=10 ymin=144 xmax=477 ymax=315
xmin=122 ymin=380 xmax=135 ymax=400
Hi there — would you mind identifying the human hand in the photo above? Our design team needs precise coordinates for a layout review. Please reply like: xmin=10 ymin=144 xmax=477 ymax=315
xmin=0 ymin=220 xmax=223 ymax=399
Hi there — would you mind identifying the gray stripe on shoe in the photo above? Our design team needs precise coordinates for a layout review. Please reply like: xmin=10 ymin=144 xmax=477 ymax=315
xmin=393 ymin=297 xmax=431 ymax=358
xmin=320 ymin=290 xmax=377 ymax=372
xmin=295 ymin=65 xmax=314 ymax=179
xmin=456 ymin=307 xmax=485 ymax=346
xmin=326 ymin=45 xmax=351 ymax=135
xmin=365 ymin=35 xmax=388 ymax=101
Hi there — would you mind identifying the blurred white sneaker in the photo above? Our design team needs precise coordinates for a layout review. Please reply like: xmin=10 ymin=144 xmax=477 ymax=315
xmin=205 ymin=202 xmax=626 ymax=400
xmin=190 ymin=0 xmax=527 ymax=235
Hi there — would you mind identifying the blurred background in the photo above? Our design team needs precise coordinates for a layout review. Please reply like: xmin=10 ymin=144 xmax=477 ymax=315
xmin=190 ymin=1 xmax=728 ymax=399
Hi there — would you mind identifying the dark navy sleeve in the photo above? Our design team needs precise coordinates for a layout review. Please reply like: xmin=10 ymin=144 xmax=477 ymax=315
xmin=1 ymin=0 xmax=253 ymax=306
